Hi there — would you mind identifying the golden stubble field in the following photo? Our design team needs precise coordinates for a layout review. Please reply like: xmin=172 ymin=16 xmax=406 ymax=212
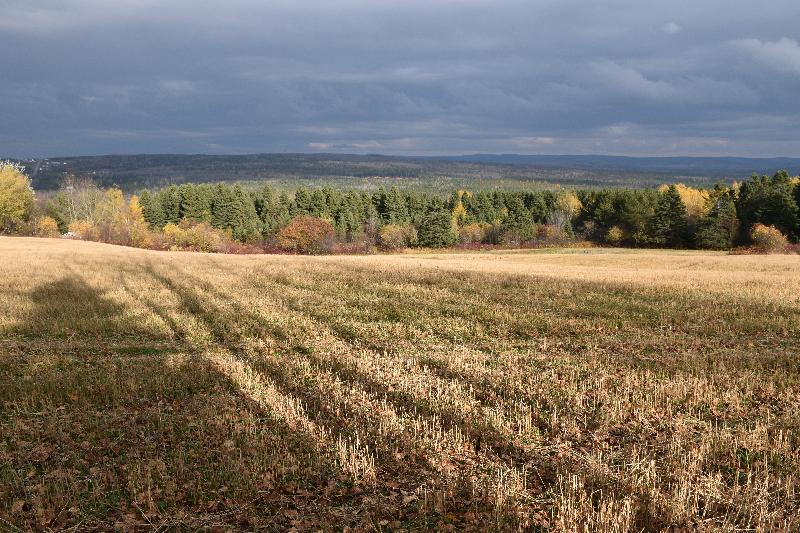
xmin=1 ymin=237 xmax=798 ymax=531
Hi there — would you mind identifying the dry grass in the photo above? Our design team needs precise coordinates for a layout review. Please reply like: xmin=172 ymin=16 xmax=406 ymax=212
xmin=1 ymin=236 xmax=798 ymax=531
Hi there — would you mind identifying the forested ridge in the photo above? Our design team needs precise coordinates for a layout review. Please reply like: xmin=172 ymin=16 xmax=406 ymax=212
xmin=2 ymin=161 xmax=798 ymax=253
xmin=17 ymin=153 xmax=800 ymax=192
xmin=33 ymin=169 xmax=800 ymax=253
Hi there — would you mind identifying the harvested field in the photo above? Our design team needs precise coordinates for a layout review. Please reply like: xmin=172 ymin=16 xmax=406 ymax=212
xmin=1 ymin=237 xmax=798 ymax=531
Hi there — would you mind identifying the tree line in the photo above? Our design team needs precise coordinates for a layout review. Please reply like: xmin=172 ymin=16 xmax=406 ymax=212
xmin=1 ymin=161 xmax=798 ymax=253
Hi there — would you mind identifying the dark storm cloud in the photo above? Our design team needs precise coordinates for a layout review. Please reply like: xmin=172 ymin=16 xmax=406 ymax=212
xmin=2 ymin=0 xmax=800 ymax=157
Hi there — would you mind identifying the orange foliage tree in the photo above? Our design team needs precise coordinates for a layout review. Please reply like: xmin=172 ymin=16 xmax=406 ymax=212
xmin=276 ymin=215 xmax=336 ymax=254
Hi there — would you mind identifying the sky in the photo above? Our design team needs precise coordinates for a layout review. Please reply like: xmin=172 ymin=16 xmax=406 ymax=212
xmin=2 ymin=0 xmax=800 ymax=158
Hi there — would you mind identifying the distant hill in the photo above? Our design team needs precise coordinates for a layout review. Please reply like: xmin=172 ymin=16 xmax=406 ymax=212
xmin=442 ymin=154 xmax=800 ymax=176
xmin=9 ymin=153 xmax=800 ymax=192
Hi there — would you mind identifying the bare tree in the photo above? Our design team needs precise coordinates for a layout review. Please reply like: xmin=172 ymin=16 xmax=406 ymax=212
xmin=60 ymin=174 xmax=102 ymax=225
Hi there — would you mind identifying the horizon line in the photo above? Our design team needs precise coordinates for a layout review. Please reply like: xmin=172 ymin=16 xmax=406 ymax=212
xmin=9 ymin=152 xmax=800 ymax=161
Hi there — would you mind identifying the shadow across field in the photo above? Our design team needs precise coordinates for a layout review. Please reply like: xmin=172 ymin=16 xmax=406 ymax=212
xmin=132 ymin=260 xmax=544 ymax=529
xmin=2 ymin=270 xmax=375 ymax=530
xmin=159 ymin=259 xmax=800 ymax=530
xmin=8 ymin=275 xmax=153 ymax=339
xmin=5 ymin=252 xmax=799 ymax=531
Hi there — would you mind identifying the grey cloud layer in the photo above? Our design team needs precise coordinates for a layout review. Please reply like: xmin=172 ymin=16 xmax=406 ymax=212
xmin=2 ymin=0 xmax=800 ymax=157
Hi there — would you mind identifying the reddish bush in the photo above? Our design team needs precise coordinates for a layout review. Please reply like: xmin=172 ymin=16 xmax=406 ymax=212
xmin=276 ymin=215 xmax=336 ymax=254
xmin=331 ymin=240 xmax=377 ymax=254
xmin=537 ymin=224 xmax=572 ymax=245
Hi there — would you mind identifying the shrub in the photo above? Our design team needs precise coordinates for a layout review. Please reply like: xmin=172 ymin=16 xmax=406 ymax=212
xmin=192 ymin=224 xmax=226 ymax=252
xmin=35 ymin=216 xmax=61 ymax=238
xmin=379 ymin=224 xmax=417 ymax=250
xmin=750 ymin=223 xmax=788 ymax=253
xmin=500 ymin=224 xmax=537 ymax=246
xmin=482 ymin=222 xmax=505 ymax=245
xmin=332 ymin=240 xmax=378 ymax=254
xmin=162 ymin=223 xmax=183 ymax=249
xmin=68 ymin=220 xmax=99 ymax=241
xmin=578 ymin=220 xmax=597 ymax=241
xmin=537 ymin=224 xmax=571 ymax=244
xmin=606 ymin=225 xmax=625 ymax=245
xmin=163 ymin=220 xmax=223 ymax=252
xmin=276 ymin=215 xmax=336 ymax=254
xmin=458 ymin=222 xmax=488 ymax=244
xmin=500 ymin=222 xmax=536 ymax=245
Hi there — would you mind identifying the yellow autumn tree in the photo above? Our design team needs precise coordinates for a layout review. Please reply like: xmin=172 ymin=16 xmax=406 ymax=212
xmin=92 ymin=188 xmax=126 ymax=242
xmin=556 ymin=191 xmax=583 ymax=221
xmin=66 ymin=188 xmax=152 ymax=247
xmin=659 ymin=183 xmax=709 ymax=223
xmin=450 ymin=190 xmax=469 ymax=232
xmin=117 ymin=195 xmax=152 ymax=248
xmin=0 ymin=161 xmax=34 ymax=232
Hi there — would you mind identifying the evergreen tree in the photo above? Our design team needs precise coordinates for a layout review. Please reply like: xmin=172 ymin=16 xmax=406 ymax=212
xmin=695 ymin=187 xmax=739 ymax=250
xmin=309 ymin=189 xmax=329 ymax=218
xmin=622 ymin=191 xmax=657 ymax=241
xmin=112 ymin=179 xmax=800 ymax=251
xmin=525 ymin=191 xmax=557 ymax=223
xmin=736 ymin=171 xmax=799 ymax=241
xmin=405 ymin=192 xmax=428 ymax=225
xmin=582 ymin=189 xmax=658 ymax=240
xmin=159 ymin=185 xmax=182 ymax=225
xmin=211 ymin=184 xmax=234 ymax=229
xmin=292 ymin=187 xmax=312 ymax=216
xmin=140 ymin=190 xmax=166 ymax=230
xmin=649 ymin=185 xmax=689 ymax=248
xmin=503 ymin=195 xmax=535 ymax=241
xmin=417 ymin=205 xmax=456 ymax=248
xmin=335 ymin=191 xmax=366 ymax=240
xmin=794 ymin=179 xmax=800 ymax=220
xmin=587 ymin=190 xmax=618 ymax=230
xmin=230 ymin=184 xmax=260 ymax=241
xmin=253 ymin=186 xmax=288 ymax=235
xmin=211 ymin=184 xmax=260 ymax=240
xmin=383 ymin=186 xmax=410 ymax=225
xmin=253 ymin=185 xmax=274 ymax=216
xmin=45 ymin=192 xmax=72 ymax=232
xmin=335 ymin=210 xmax=357 ymax=240
xmin=466 ymin=192 xmax=500 ymax=224
xmin=179 ymin=184 xmax=211 ymax=222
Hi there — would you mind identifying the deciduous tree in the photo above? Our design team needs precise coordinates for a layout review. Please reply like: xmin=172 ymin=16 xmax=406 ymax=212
xmin=0 ymin=162 xmax=34 ymax=232
xmin=276 ymin=215 xmax=336 ymax=254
